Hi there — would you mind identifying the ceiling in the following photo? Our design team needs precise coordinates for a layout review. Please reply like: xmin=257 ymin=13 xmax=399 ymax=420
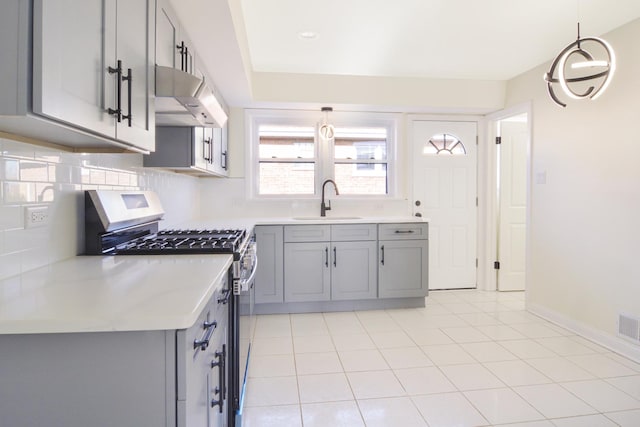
xmin=240 ymin=0 xmax=640 ymax=80
xmin=172 ymin=0 xmax=640 ymax=107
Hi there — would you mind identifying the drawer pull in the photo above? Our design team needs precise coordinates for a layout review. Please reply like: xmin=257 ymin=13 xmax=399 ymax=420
xmin=193 ymin=320 xmax=217 ymax=350
xmin=394 ymin=230 xmax=415 ymax=234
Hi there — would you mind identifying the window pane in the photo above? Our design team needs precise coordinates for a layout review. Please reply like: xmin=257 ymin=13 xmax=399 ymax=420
xmin=334 ymin=163 xmax=387 ymax=195
xmin=334 ymin=127 xmax=387 ymax=161
xmin=423 ymin=133 xmax=467 ymax=156
xmin=259 ymin=162 xmax=315 ymax=195
xmin=259 ymin=125 xmax=315 ymax=159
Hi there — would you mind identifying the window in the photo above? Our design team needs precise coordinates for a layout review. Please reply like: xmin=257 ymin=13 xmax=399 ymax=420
xmin=248 ymin=110 xmax=397 ymax=198
xmin=333 ymin=127 xmax=388 ymax=195
xmin=423 ymin=133 xmax=467 ymax=156
xmin=258 ymin=125 xmax=316 ymax=195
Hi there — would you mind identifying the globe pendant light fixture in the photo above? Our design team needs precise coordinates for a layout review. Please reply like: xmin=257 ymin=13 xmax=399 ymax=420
xmin=319 ymin=107 xmax=335 ymax=140
xmin=544 ymin=22 xmax=616 ymax=107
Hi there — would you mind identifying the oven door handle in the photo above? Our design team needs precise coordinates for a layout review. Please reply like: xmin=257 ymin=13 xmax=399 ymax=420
xmin=239 ymin=258 xmax=258 ymax=292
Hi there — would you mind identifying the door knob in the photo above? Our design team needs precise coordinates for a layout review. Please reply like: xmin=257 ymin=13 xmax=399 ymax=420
xmin=415 ymin=200 xmax=421 ymax=206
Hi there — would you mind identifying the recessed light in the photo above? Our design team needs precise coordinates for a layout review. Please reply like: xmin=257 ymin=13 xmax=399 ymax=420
xmin=297 ymin=31 xmax=319 ymax=40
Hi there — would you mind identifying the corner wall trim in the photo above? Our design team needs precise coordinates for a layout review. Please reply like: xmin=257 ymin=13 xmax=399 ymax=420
xmin=527 ymin=302 xmax=640 ymax=364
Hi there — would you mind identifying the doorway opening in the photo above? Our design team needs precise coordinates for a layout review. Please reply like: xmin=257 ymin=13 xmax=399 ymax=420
xmin=489 ymin=109 xmax=531 ymax=291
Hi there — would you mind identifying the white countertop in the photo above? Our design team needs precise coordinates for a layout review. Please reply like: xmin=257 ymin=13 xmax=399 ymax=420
xmin=184 ymin=216 xmax=427 ymax=229
xmin=0 ymin=254 xmax=233 ymax=335
xmin=254 ymin=216 xmax=428 ymax=226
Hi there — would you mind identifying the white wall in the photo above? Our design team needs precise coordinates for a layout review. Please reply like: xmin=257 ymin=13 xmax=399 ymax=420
xmin=505 ymin=18 xmax=640 ymax=359
xmin=0 ymin=137 xmax=200 ymax=280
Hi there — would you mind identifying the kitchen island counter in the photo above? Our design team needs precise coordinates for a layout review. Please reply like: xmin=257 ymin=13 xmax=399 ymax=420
xmin=0 ymin=254 xmax=232 ymax=334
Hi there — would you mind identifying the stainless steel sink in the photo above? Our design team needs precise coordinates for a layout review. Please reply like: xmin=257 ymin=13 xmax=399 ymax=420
xmin=292 ymin=216 xmax=362 ymax=221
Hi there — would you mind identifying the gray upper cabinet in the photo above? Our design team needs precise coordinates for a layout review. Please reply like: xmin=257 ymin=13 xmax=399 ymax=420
xmin=144 ymin=126 xmax=228 ymax=176
xmin=156 ymin=0 xmax=197 ymax=76
xmin=151 ymin=0 xmax=229 ymax=177
xmin=378 ymin=223 xmax=429 ymax=298
xmin=0 ymin=0 xmax=155 ymax=152
xmin=155 ymin=2 xmax=179 ymax=70
xmin=255 ymin=226 xmax=284 ymax=304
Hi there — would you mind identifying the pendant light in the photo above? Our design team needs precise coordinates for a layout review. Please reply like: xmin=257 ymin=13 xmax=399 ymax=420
xmin=544 ymin=22 xmax=616 ymax=107
xmin=319 ymin=107 xmax=335 ymax=140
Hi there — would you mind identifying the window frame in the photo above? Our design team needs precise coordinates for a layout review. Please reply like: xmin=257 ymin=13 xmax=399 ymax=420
xmin=246 ymin=109 xmax=399 ymax=199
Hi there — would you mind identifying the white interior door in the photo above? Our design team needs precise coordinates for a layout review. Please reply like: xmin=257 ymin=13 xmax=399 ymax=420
xmin=497 ymin=117 xmax=528 ymax=291
xmin=412 ymin=121 xmax=477 ymax=290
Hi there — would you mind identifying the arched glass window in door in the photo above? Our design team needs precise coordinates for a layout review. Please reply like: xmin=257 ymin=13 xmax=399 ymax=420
xmin=423 ymin=133 xmax=467 ymax=155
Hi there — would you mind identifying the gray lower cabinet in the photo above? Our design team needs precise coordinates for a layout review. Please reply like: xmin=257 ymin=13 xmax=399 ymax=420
xmin=0 ymin=287 xmax=229 ymax=427
xmin=378 ymin=223 xmax=429 ymax=298
xmin=331 ymin=240 xmax=377 ymax=300
xmin=255 ymin=225 xmax=284 ymax=303
xmin=255 ymin=221 xmax=428 ymax=310
xmin=283 ymin=224 xmax=377 ymax=303
xmin=284 ymin=241 xmax=331 ymax=302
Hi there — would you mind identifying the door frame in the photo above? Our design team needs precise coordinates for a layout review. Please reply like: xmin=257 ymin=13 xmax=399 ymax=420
xmin=407 ymin=114 xmax=482 ymax=289
xmin=481 ymin=102 xmax=533 ymax=292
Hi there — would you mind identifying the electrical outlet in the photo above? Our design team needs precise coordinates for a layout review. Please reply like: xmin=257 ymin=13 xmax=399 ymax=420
xmin=24 ymin=206 xmax=50 ymax=228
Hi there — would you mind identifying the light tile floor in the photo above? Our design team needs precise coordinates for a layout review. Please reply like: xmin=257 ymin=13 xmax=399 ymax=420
xmin=243 ymin=290 xmax=640 ymax=426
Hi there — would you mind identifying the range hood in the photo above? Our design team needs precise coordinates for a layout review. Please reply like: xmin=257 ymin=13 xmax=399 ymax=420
xmin=155 ymin=65 xmax=228 ymax=128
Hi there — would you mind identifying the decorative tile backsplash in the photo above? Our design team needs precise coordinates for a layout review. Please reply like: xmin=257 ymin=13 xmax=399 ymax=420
xmin=0 ymin=137 xmax=200 ymax=280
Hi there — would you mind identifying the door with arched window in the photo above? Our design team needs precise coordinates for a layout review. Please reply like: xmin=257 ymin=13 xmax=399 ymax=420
xmin=412 ymin=120 xmax=478 ymax=290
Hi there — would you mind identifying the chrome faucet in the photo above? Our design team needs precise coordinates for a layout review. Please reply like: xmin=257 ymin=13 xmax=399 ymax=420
xmin=320 ymin=179 xmax=339 ymax=217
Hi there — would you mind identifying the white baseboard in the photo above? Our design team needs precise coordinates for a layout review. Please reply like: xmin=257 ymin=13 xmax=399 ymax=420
xmin=527 ymin=301 xmax=640 ymax=364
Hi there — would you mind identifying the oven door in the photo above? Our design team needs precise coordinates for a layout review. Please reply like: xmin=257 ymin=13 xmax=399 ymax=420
xmin=232 ymin=242 xmax=257 ymax=427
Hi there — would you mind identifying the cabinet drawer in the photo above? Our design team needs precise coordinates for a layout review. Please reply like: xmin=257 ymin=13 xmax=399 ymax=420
xmin=331 ymin=224 xmax=377 ymax=241
xmin=378 ymin=223 xmax=428 ymax=240
xmin=284 ymin=225 xmax=330 ymax=242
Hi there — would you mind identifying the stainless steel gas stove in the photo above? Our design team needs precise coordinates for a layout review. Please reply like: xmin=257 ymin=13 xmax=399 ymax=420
xmin=84 ymin=190 xmax=255 ymax=427
xmin=113 ymin=228 xmax=247 ymax=255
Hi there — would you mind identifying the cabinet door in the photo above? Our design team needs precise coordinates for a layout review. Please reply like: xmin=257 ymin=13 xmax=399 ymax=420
xmin=115 ymin=0 xmax=154 ymax=150
xmin=284 ymin=242 xmax=330 ymax=302
xmin=208 ymin=127 xmax=225 ymax=175
xmin=378 ymin=240 xmax=429 ymax=298
xmin=331 ymin=241 xmax=377 ymax=300
xmin=155 ymin=0 xmax=179 ymax=69
xmin=33 ymin=0 xmax=115 ymax=139
xmin=255 ymin=226 xmax=284 ymax=304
